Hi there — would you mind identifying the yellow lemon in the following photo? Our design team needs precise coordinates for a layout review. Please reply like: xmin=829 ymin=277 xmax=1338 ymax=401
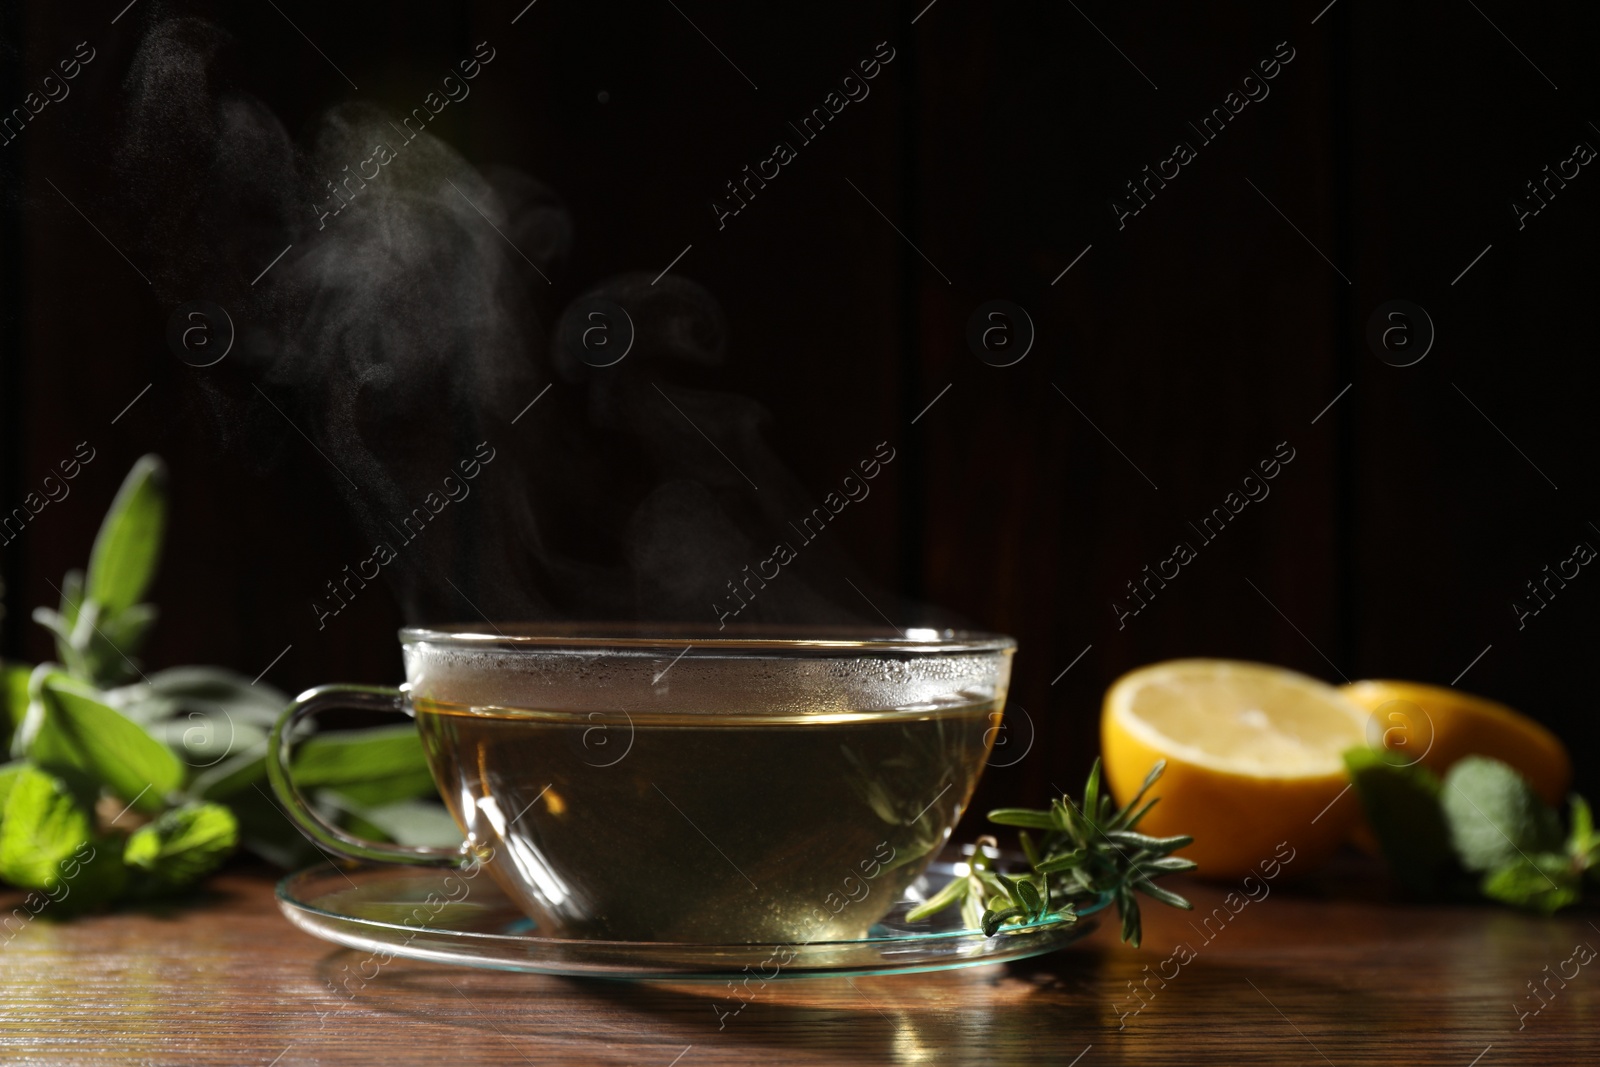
xmin=1102 ymin=659 xmax=1368 ymax=879
xmin=1340 ymin=680 xmax=1570 ymax=806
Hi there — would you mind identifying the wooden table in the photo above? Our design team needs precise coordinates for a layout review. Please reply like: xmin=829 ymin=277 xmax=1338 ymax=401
xmin=2 ymin=863 xmax=1595 ymax=1065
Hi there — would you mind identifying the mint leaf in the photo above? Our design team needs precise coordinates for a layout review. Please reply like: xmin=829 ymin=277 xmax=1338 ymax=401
xmin=1440 ymin=757 xmax=1563 ymax=873
xmin=85 ymin=454 xmax=166 ymax=616
xmin=1343 ymin=747 xmax=1461 ymax=897
xmin=33 ymin=675 xmax=182 ymax=813
xmin=0 ymin=766 xmax=94 ymax=890
xmin=1481 ymin=853 xmax=1581 ymax=915
xmin=124 ymin=802 xmax=238 ymax=892
xmin=1568 ymin=795 xmax=1597 ymax=863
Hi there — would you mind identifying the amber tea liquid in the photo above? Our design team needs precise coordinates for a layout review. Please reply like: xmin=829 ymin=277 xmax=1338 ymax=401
xmin=414 ymin=698 xmax=997 ymax=942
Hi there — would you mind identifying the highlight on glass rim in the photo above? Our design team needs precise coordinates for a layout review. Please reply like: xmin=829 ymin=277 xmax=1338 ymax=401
xmin=1 ymin=3 xmax=1595 ymax=1063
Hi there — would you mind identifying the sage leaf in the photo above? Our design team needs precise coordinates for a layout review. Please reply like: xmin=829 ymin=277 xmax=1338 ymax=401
xmin=35 ymin=674 xmax=181 ymax=813
xmin=85 ymin=454 xmax=166 ymax=615
xmin=291 ymin=724 xmax=437 ymax=805
xmin=316 ymin=793 xmax=462 ymax=849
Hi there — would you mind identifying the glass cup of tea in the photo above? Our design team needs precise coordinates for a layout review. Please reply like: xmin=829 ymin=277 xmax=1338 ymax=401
xmin=267 ymin=624 xmax=1015 ymax=943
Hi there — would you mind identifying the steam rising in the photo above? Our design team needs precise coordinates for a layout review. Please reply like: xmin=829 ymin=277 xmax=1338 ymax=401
xmin=116 ymin=17 xmax=905 ymax=629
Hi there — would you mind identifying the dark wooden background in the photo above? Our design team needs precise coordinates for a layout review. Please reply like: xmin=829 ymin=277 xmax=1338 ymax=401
xmin=4 ymin=0 xmax=1598 ymax=817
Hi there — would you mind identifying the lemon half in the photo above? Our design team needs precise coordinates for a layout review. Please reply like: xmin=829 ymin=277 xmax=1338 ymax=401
xmin=1339 ymin=679 xmax=1570 ymax=806
xmin=1102 ymin=659 xmax=1369 ymax=879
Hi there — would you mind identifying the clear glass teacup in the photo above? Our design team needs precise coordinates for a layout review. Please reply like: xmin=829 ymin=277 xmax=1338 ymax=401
xmin=268 ymin=624 xmax=1015 ymax=943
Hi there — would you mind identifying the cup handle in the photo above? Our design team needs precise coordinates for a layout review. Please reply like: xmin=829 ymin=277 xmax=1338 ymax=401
xmin=267 ymin=684 xmax=470 ymax=869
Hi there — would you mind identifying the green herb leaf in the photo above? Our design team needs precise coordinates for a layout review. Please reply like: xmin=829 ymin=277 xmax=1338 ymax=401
xmin=1116 ymin=796 xmax=1161 ymax=833
xmin=1014 ymin=877 xmax=1042 ymax=915
xmin=154 ymin=712 xmax=267 ymax=774
xmin=0 ymin=760 xmax=27 ymax=834
xmin=1118 ymin=886 xmax=1143 ymax=947
xmin=34 ymin=674 xmax=182 ymax=813
xmin=1568 ymin=795 xmax=1595 ymax=862
xmin=1481 ymin=853 xmax=1581 ymax=915
xmin=291 ymin=725 xmax=437 ymax=805
xmin=0 ymin=765 xmax=94 ymax=890
xmin=85 ymin=454 xmax=166 ymax=615
xmin=1132 ymin=876 xmax=1193 ymax=910
xmin=58 ymin=570 xmax=85 ymax=631
xmin=1034 ymin=848 xmax=1088 ymax=874
xmin=0 ymin=663 xmax=31 ymax=752
xmin=140 ymin=667 xmax=288 ymax=727
xmin=1082 ymin=759 xmax=1103 ymax=826
xmin=1441 ymin=757 xmax=1563 ymax=873
xmin=1107 ymin=829 xmax=1193 ymax=852
xmin=1109 ymin=760 xmax=1166 ymax=830
xmin=905 ymin=865 xmax=973 ymax=922
xmin=96 ymin=603 xmax=159 ymax=660
xmin=314 ymin=793 xmax=462 ymax=849
xmin=1018 ymin=829 xmax=1041 ymax=870
xmin=186 ymin=750 xmax=268 ymax=802
xmin=986 ymin=807 xmax=1058 ymax=830
xmin=1343 ymin=746 xmax=1461 ymax=897
xmin=981 ymin=906 xmax=1025 ymax=937
xmin=124 ymin=802 xmax=239 ymax=891
xmin=291 ymin=724 xmax=430 ymax=784
xmin=921 ymin=760 xmax=1193 ymax=945
xmin=222 ymin=786 xmax=325 ymax=870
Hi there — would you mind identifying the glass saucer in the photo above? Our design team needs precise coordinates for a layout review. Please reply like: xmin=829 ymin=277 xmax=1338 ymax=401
xmin=276 ymin=852 xmax=1106 ymax=979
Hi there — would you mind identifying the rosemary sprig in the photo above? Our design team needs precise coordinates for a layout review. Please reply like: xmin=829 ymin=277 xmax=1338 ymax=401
xmin=907 ymin=758 xmax=1195 ymax=946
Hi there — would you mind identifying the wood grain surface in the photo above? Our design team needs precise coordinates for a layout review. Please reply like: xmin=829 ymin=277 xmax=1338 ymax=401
xmin=2 ymin=863 xmax=1595 ymax=1065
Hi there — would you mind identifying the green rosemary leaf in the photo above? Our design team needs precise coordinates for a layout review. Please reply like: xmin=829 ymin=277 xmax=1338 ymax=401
xmin=1114 ymin=795 xmax=1161 ymax=833
xmin=1107 ymin=829 xmax=1193 ymax=853
xmin=1133 ymin=877 xmax=1193 ymax=910
xmin=1034 ymin=848 xmax=1088 ymax=874
xmin=1082 ymin=758 xmax=1103 ymax=826
xmin=975 ymin=869 xmax=1012 ymax=904
xmin=1109 ymin=759 xmax=1167 ymax=830
xmin=1050 ymin=797 xmax=1074 ymax=833
xmin=906 ymin=867 xmax=971 ymax=922
xmin=961 ymin=890 xmax=986 ymax=933
xmin=982 ymin=907 xmax=1026 ymax=937
xmin=912 ymin=758 xmax=1195 ymax=948
xmin=1015 ymin=877 xmax=1042 ymax=915
xmin=1058 ymin=795 xmax=1092 ymax=839
xmin=1019 ymin=829 xmax=1041 ymax=870
xmin=986 ymin=807 xmax=1056 ymax=829
xmin=1118 ymin=886 xmax=1142 ymax=947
